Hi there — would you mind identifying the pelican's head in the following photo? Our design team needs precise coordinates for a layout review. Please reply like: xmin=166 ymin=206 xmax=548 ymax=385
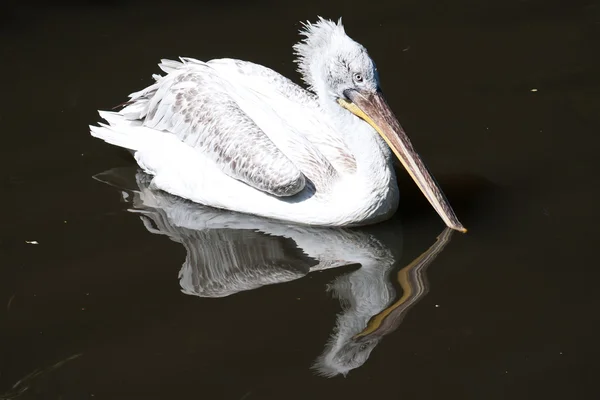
xmin=294 ymin=17 xmax=466 ymax=233
xmin=294 ymin=17 xmax=378 ymax=102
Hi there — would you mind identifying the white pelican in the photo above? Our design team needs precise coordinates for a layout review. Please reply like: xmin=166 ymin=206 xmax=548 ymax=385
xmin=90 ymin=17 xmax=466 ymax=232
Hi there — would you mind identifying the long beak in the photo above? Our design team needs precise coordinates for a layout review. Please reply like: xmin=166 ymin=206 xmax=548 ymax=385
xmin=338 ymin=89 xmax=467 ymax=233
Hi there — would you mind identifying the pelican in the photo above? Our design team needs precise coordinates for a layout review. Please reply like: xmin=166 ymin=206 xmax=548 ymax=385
xmin=90 ymin=17 xmax=466 ymax=231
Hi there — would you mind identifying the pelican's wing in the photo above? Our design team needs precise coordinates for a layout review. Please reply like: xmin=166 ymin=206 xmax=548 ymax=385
xmin=119 ymin=58 xmax=339 ymax=196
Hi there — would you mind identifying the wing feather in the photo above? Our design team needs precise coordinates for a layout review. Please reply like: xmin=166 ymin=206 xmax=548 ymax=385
xmin=122 ymin=59 xmax=306 ymax=197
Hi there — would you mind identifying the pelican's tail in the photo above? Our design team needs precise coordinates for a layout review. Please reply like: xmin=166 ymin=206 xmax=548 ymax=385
xmin=90 ymin=110 xmax=189 ymax=178
xmin=89 ymin=111 xmax=145 ymax=151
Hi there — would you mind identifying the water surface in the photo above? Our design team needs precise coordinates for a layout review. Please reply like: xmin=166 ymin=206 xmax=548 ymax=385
xmin=1 ymin=0 xmax=599 ymax=398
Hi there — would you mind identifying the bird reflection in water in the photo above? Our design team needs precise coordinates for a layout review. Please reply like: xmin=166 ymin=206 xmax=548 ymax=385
xmin=313 ymin=229 xmax=452 ymax=377
xmin=95 ymin=168 xmax=455 ymax=377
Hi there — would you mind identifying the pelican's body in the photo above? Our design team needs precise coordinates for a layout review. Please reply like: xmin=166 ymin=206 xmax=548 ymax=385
xmin=91 ymin=18 xmax=465 ymax=231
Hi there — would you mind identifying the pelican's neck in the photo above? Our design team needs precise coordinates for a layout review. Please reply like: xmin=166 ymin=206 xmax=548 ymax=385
xmin=318 ymin=96 xmax=399 ymax=221
xmin=321 ymin=98 xmax=394 ymax=180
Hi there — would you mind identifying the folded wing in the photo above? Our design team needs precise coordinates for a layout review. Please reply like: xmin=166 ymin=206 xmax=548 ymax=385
xmin=119 ymin=58 xmax=314 ymax=197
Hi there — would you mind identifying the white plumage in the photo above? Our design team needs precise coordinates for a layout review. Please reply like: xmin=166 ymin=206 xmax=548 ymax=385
xmin=90 ymin=18 xmax=465 ymax=231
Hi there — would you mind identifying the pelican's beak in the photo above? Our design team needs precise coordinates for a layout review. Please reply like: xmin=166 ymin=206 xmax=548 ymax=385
xmin=338 ymin=89 xmax=467 ymax=233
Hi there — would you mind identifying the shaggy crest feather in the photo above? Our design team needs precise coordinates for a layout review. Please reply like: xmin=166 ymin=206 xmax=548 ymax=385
xmin=293 ymin=17 xmax=347 ymax=92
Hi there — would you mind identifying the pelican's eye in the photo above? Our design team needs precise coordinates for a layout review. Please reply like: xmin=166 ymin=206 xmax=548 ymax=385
xmin=353 ymin=73 xmax=363 ymax=83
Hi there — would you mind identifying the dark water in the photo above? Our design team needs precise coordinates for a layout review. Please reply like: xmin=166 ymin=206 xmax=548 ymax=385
xmin=2 ymin=0 xmax=599 ymax=398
